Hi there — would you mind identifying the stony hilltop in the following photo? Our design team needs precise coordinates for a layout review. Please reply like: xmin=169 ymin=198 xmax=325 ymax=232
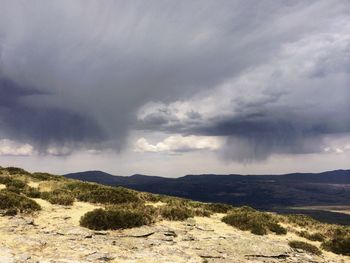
xmin=0 ymin=167 xmax=349 ymax=263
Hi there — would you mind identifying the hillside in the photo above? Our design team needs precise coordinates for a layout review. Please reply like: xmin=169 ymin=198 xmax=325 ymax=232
xmin=65 ymin=170 xmax=350 ymax=222
xmin=0 ymin=166 xmax=349 ymax=262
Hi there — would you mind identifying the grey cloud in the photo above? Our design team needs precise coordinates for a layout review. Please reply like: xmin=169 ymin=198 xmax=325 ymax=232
xmin=0 ymin=77 xmax=105 ymax=151
xmin=0 ymin=0 xmax=349 ymax=157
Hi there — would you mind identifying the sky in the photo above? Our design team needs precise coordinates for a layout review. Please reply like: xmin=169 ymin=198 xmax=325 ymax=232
xmin=0 ymin=0 xmax=349 ymax=177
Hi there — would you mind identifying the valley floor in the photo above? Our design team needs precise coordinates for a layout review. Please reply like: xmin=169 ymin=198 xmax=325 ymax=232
xmin=0 ymin=199 xmax=348 ymax=263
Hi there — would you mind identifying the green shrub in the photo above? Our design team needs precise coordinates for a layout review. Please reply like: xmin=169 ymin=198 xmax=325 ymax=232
xmin=268 ymin=221 xmax=287 ymax=235
xmin=41 ymin=189 xmax=75 ymax=206
xmin=5 ymin=167 xmax=31 ymax=175
xmin=205 ymin=203 xmax=234 ymax=213
xmin=0 ymin=190 xmax=41 ymax=214
xmin=299 ymin=231 xmax=325 ymax=242
xmin=160 ymin=206 xmax=193 ymax=221
xmin=30 ymin=172 xmax=62 ymax=181
xmin=63 ymin=182 xmax=140 ymax=205
xmin=23 ymin=186 xmax=41 ymax=198
xmin=80 ymin=208 xmax=151 ymax=230
xmin=0 ymin=176 xmax=11 ymax=185
xmin=138 ymin=192 xmax=162 ymax=202
xmin=289 ymin=240 xmax=322 ymax=255
xmin=5 ymin=179 xmax=27 ymax=194
xmin=322 ymin=228 xmax=350 ymax=256
xmin=222 ymin=206 xmax=287 ymax=236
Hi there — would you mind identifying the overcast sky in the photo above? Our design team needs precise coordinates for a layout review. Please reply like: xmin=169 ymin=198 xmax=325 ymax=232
xmin=0 ymin=0 xmax=349 ymax=177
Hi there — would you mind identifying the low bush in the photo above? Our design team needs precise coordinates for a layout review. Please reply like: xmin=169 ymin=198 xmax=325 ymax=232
xmin=281 ymin=214 xmax=319 ymax=228
xmin=0 ymin=190 xmax=41 ymax=214
xmin=298 ymin=231 xmax=325 ymax=242
xmin=30 ymin=172 xmax=62 ymax=181
xmin=5 ymin=167 xmax=31 ymax=175
xmin=0 ymin=176 xmax=28 ymax=194
xmin=160 ymin=206 xmax=193 ymax=221
xmin=41 ymin=189 xmax=75 ymax=206
xmin=192 ymin=208 xmax=212 ymax=217
xmin=289 ymin=240 xmax=322 ymax=255
xmin=23 ymin=186 xmax=41 ymax=198
xmin=0 ymin=176 xmax=11 ymax=185
xmin=222 ymin=206 xmax=287 ymax=235
xmin=205 ymin=203 xmax=234 ymax=213
xmin=5 ymin=178 xmax=27 ymax=192
xmin=114 ymin=203 xmax=157 ymax=223
xmin=80 ymin=208 xmax=151 ymax=230
xmin=63 ymin=182 xmax=140 ymax=205
xmin=321 ymin=228 xmax=350 ymax=256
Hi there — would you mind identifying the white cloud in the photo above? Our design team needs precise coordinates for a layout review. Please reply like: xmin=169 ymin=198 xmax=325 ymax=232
xmin=134 ymin=135 xmax=223 ymax=153
xmin=0 ymin=139 xmax=34 ymax=156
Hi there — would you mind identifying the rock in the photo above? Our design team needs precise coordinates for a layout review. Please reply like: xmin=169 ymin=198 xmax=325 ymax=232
xmin=164 ymin=230 xmax=177 ymax=237
xmin=15 ymin=253 xmax=31 ymax=262
xmin=182 ymin=234 xmax=196 ymax=241
xmin=94 ymin=231 xmax=109 ymax=236
xmin=86 ymin=252 xmax=115 ymax=262
xmin=0 ymin=247 xmax=15 ymax=263
xmin=196 ymin=225 xmax=214 ymax=232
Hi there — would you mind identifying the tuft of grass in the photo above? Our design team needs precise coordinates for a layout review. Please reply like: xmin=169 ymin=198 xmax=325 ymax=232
xmin=0 ymin=190 xmax=41 ymax=214
xmin=289 ymin=240 xmax=322 ymax=255
xmin=222 ymin=206 xmax=287 ymax=235
xmin=281 ymin=214 xmax=319 ymax=228
xmin=80 ymin=208 xmax=152 ymax=230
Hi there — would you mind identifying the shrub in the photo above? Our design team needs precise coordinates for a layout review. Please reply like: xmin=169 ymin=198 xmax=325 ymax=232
xmin=205 ymin=203 xmax=234 ymax=213
xmin=222 ymin=206 xmax=287 ymax=236
xmin=0 ymin=176 xmax=11 ymax=185
xmin=160 ymin=206 xmax=193 ymax=221
xmin=30 ymin=172 xmax=62 ymax=181
xmin=138 ymin=192 xmax=162 ymax=202
xmin=322 ymin=228 xmax=350 ymax=256
xmin=80 ymin=208 xmax=151 ymax=230
xmin=107 ymin=203 xmax=158 ymax=225
xmin=289 ymin=240 xmax=322 ymax=255
xmin=5 ymin=167 xmax=30 ymax=175
xmin=0 ymin=190 xmax=41 ymax=214
xmin=282 ymin=214 xmax=319 ymax=228
xmin=63 ymin=182 xmax=140 ymax=205
xmin=23 ymin=187 xmax=41 ymax=198
xmin=268 ymin=221 xmax=287 ymax=235
xmin=192 ymin=208 xmax=212 ymax=217
xmin=0 ymin=177 xmax=28 ymax=194
xmin=41 ymin=189 xmax=75 ymax=206
xmin=299 ymin=231 xmax=325 ymax=242
xmin=5 ymin=178 xmax=27 ymax=193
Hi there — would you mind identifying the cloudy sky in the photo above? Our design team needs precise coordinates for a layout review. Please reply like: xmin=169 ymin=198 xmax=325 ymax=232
xmin=0 ymin=0 xmax=349 ymax=176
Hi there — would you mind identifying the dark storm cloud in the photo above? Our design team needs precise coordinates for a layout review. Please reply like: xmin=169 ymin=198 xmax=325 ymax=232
xmin=0 ymin=0 xmax=349 ymax=159
xmin=0 ymin=77 xmax=104 ymax=151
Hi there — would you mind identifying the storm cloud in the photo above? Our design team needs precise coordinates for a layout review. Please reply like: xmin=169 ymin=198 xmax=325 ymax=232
xmin=0 ymin=0 xmax=349 ymax=161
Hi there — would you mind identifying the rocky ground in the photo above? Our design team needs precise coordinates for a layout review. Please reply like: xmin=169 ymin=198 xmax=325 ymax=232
xmin=0 ymin=198 xmax=348 ymax=263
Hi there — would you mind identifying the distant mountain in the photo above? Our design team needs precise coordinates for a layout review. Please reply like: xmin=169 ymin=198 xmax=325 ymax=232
xmin=64 ymin=169 xmax=350 ymax=209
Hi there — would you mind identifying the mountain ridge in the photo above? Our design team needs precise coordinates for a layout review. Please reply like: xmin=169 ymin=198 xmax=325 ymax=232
xmin=64 ymin=169 xmax=350 ymax=209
